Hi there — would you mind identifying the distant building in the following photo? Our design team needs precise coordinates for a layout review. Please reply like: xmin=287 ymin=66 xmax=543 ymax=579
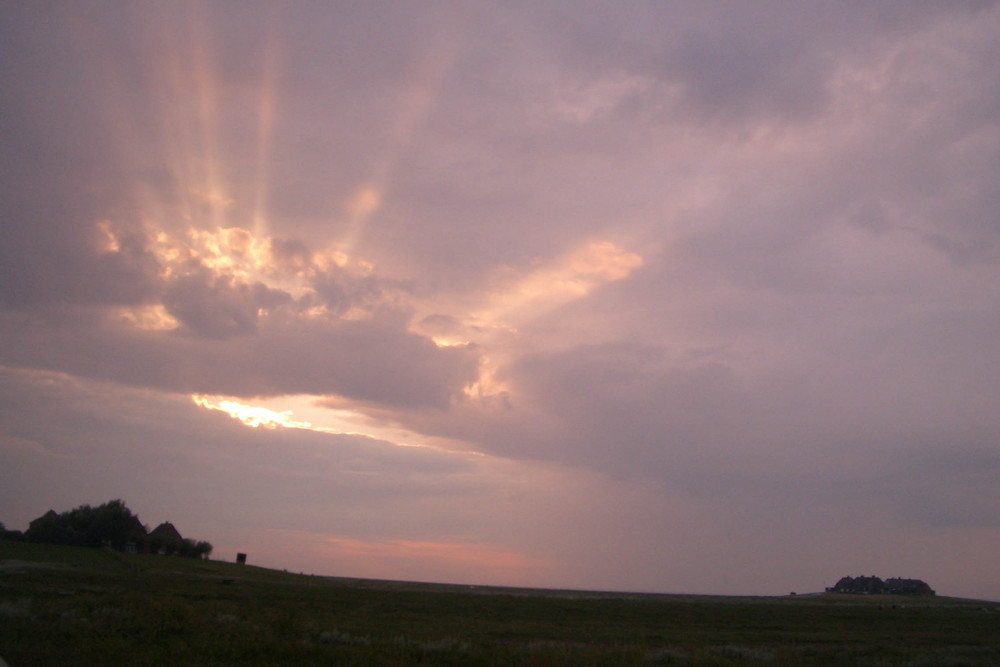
xmin=27 ymin=510 xmax=58 ymax=532
xmin=149 ymin=522 xmax=183 ymax=543
xmin=148 ymin=522 xmax=183 ymax=554
xmin=25 ymin=510 xmax=63 ymax=544
xmin=828 ymin=575 xmax=935 ymax=596
xmin=884 ymin=578 xmax=935 ymax=596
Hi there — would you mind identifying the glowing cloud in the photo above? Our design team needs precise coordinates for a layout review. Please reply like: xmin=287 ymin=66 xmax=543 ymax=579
xmin=347 ymin=186 xmax=382 ymax=222
xmin=191 ymin=393 xmax=483 ymax=457
xmin=118 ymin=304 xmax=180 ymax=332
xmin=96 ymin=220 xmax=121 ymax=253
xmin=414 ymin=239 xmax=643 ymax=349
xmin=106 ymin=219 xmax=385 ymax=333
xmin=477 ymin=240 xmax=643 ymax=329
xmin=192 ymin=395 xmax=316 ymax=430
xmin=411 ymin=240 xmax=642 ymax=401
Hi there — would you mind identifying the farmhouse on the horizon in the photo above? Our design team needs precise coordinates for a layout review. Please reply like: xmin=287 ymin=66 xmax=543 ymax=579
xmin=20 ymin=500 xmax=211 ymax=559
xmin=827 ymin=575 xmax=935 ymax=596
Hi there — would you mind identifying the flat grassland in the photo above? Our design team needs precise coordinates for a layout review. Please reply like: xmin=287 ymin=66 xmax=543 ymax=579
xmin=1 ymin=542 xmax=998 ymax=665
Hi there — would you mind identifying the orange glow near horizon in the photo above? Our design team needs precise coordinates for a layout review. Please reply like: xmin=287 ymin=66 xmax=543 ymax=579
xmin=267 ymin=529 xmax=554 ymax=586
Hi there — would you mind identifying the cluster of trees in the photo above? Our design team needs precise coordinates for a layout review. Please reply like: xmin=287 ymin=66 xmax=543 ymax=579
xmin=3 ymin=499 xmax=212 ymax=559
xmin=0 ymin=522 xmax=23 ymax=541
xmin=22 ymin=499 xmax=146 ymax=550
xmin=828 ymin=575 xmax=935 ymax=596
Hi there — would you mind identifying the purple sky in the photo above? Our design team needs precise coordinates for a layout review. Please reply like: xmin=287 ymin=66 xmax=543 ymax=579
xmin=2 ymin=1 xmax=999 ymax=599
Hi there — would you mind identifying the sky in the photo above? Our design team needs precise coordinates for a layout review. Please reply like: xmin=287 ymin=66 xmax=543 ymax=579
xmin=2 ymin=1 xmax=999 ymax=600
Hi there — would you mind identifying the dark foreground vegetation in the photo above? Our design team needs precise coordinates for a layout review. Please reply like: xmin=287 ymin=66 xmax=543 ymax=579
xmin=1 ymin=542 xmax=999 ymax=666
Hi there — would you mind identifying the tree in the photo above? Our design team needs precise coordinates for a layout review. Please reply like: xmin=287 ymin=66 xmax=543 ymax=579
xmin=0 ymin=522 xmax=24 ymax=541
xmin=194 ymin=540 xmax=213 ymax=559
xmin=175 ymin=538 xmax=213 ymax=559
xmin=25 ymin=500 xmax=146 ymax=549
xmin=89 ymin=499 xmax=147 ymax=550
xmin=22 ymin=500 xmax=213 ymax=558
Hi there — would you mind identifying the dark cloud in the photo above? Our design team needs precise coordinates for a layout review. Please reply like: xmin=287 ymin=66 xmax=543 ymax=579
xmin=665 ymin=31 xmax=832 ymax=123
xmin=163 ymin=272 xmax=264 ymax=339
xmin=877 ymin=447 xmax=1000 ymax=528
xmin=0 ymin=218 xmax=163 ymax=310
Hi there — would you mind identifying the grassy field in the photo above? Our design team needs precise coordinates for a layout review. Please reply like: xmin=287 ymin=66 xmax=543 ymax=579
xmin=1 ymin=542 xmax=998 ymax=665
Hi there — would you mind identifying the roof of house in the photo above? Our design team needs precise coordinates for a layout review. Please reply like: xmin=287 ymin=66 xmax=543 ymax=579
xmin=28 ymin=510 xmax=58 ymax=528
xmin=149 ymin=521 xmax=183 ymax=542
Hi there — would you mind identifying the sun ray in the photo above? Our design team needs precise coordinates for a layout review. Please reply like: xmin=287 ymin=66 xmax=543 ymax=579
xmin=252 ymin=26 xmax=280 ymax=240
xmin=339 ymin=32 xmax=462 ymax=255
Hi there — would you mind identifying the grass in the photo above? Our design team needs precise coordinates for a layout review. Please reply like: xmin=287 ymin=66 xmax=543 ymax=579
xmin=1 ymin=541 xmax=999 ymax=665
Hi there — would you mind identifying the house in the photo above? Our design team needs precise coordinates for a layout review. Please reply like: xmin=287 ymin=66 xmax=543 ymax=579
xmin=149 ymin=521 xmax=183 ymax=542
xmin=25 ymin=510 xmax=63 ymax=544
xmin=27 ymin=509 xmax=58 ymax=532
xmin=148 ymin=521 xmax=183 ymax=554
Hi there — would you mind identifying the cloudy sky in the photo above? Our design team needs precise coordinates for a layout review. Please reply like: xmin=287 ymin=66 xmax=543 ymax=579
xmin=2 ymin=1 xmax=999 ymax=599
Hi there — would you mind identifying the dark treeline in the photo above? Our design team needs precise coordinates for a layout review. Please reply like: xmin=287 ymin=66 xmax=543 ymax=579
xmin=0 ymin=522 xmax=22 ymax=541
xmin=828 ymin=575 xmax=935 ymax=596
xmin=2 ymin=499 xmax=212 ymax=559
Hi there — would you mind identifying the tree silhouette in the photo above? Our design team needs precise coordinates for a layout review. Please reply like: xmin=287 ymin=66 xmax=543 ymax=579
xmin=22 ymin=499 xmax=211 ymax=558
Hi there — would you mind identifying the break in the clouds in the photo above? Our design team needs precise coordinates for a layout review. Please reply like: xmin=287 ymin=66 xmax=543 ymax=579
xmin=2 ymin=1 xmax=999 ymax=600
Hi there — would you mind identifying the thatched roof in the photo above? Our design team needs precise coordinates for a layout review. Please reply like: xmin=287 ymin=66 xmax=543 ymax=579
xmin=149 ymin=521 xmax=182 ymax=543
xmin=27 ymin=510 xmax=58 ymax=531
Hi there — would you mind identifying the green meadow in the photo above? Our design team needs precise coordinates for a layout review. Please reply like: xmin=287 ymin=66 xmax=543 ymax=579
xmin=1 ymin=542 xmax=998 ymax=665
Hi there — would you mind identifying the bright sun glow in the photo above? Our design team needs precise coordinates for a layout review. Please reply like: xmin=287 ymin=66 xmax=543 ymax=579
xmin=192 ymin=395 xmax=315 ymax=429
xmin=191 ymin=393 xmax=485 ymax=457
xmin=192 ymin=394 xmax=382 ymax=437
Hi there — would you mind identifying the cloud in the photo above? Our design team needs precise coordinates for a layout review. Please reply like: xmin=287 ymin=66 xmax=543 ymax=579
xmin=0 ymin=204 xmax=478 ymax=404
xmin=0 ymin=307 xmax=478 ymax=409
xmin=666 ymin=30 xmax=833 ymax=124
xmin=162 ymin=271 xmax=265 ymax=338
